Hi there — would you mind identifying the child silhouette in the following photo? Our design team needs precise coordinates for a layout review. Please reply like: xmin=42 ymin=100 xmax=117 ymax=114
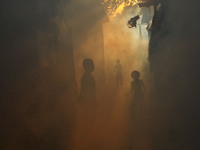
xmin=130 ymin=71 xmax=145 ymax=111
xmin=78 ymin=58 xmax=97 ymax=124
xmin=79 ymin=58 xmax=96 ymax=103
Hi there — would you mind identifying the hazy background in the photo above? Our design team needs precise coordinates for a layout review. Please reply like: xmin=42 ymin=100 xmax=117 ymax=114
xmin=0 ymin=0 xmax=200 ymax=150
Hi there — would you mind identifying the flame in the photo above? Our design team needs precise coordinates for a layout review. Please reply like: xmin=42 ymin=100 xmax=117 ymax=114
xmin=103 ymin=0 xmax=140 ymax=21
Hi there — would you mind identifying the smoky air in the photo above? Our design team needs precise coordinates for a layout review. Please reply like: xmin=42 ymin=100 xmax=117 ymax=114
xmin=0 ymin=0 xmax=200 ymax=150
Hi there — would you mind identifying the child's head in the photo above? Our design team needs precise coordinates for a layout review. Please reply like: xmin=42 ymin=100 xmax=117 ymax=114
xmin=131 ymin=70 xmax=140 ymax=80
xmin=116 ymin=59 xmax=120 ymax=64
xmin=83 ymin=58 xmax=94 ymax=73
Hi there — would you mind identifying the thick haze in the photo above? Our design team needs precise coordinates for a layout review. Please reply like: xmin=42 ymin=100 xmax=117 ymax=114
xmin=0 ymin=0 xmax=200 ymax=150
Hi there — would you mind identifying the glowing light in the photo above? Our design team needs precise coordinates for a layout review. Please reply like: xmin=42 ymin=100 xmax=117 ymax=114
xmin=102 ymin=0 xmax=141 ymax=21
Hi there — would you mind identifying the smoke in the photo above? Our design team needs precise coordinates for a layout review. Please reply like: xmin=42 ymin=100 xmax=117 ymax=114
xmin=69 ymin=3 xmax=151 ymax=150
xmin=1 ymin=0 xmax=200 ymax=150
xmin=0 ymin=1 xmax=76 ymax=149
xmin=103 ymin=7 xmax=149 ymax=87
xmin=70 ymin=0 xmax=200 ymax=149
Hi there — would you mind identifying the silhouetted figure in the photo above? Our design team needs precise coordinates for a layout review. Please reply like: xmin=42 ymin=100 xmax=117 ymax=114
xmin=126 ymin=71 xmax=145 ymax=149
xmin=79 ymin=58 xmax=96 ymax=102
xmin=130 ymin=71 xmax=145 ymax=111
xmin=138 ymin=0 xmax=169 ymax=75
xmin=114 ymin=59 xmax=123 ymax=88
xmin=78 ymin=58 xmax=97 ymax=122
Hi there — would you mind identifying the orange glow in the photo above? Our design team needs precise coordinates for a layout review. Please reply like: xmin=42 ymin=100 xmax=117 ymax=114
xmin=103 ymin=0 xmax=141 ymax=21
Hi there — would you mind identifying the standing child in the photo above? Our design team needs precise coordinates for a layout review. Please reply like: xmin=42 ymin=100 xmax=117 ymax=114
xmin=79 ymin=58 xmax=96 ymax=103
xmin=130 ymin=70 xmax=145 ymax=111
xmin=78 ymin=58 xmax=97 ymax=122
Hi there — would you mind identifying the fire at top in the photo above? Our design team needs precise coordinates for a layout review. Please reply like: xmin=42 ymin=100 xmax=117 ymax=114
xmin=102 ymin=0 xmax=141 ymax=20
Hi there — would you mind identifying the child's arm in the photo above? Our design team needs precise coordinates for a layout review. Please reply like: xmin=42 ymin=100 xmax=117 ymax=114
xmin=127 ymin=82 xmax=134 ymax=96
xmin=141 ymin=80 xmax=145 ymax=92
